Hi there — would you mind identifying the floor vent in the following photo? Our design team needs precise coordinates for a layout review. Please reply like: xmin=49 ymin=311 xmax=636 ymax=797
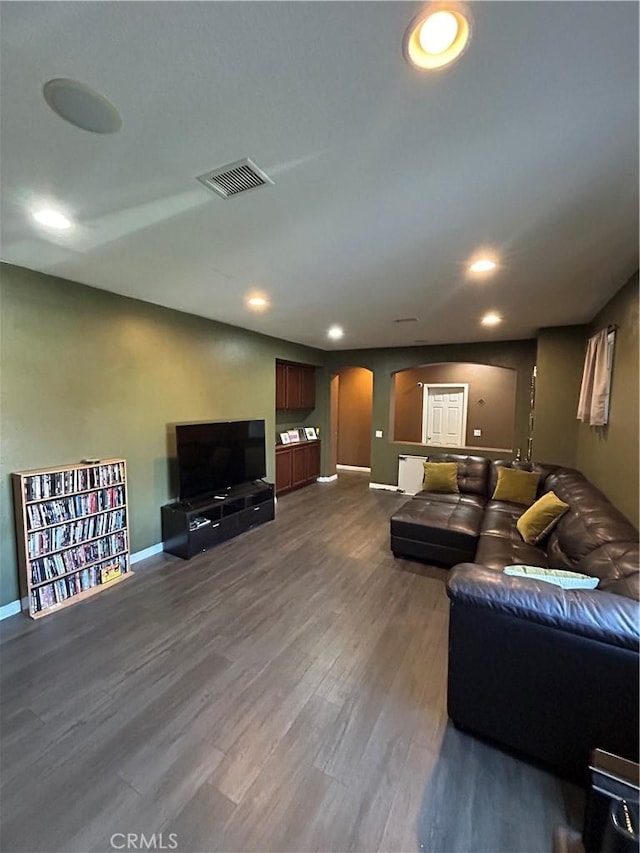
xmin=196 ymin=158 xmax=274 ymax=198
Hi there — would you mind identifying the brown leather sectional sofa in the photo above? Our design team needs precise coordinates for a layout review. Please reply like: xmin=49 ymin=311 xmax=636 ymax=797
xmin=390 ymin=453 xmax=640 ymax=780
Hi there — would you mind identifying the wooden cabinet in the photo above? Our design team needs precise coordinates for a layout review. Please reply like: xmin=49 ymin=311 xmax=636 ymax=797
xmin=276 ymin=360 xmax=316 ymax=410
xmin=275 ymin=446 xmax=292 ymax=493
xmin=291 ymin=444 xmax=308 ymax=488
xmin=275 ymin=362 xmax=287 ymax=409
xmin=275 ymin=440 xmax=321 ymax=496
xmin=285 ymin=365 xmax=302 ymax=409
xmin=307 ymin=439 xmax=321 ymax=477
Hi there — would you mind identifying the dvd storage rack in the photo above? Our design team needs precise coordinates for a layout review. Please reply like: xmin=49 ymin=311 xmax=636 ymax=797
xmin=12 ymin=459 xmax=133 ymax=619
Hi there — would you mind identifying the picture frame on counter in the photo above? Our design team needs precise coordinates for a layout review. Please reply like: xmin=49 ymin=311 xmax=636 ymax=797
xmin=280 ymin=432 xmax=290 ymax=444
xmin=287 ymin=429 xmax=300 ymax=443
xmin=305 ymin=427 xmax=317 ymax=440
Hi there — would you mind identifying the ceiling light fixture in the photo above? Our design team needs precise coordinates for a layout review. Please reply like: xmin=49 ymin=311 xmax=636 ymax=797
xmin=404 ymin=4 xmax=471 ymax=70
xmin=419 ymin=10 xmax=459 ymax=53
xmin=246 ymin=295 xmax=269 ymax=311
xmin=328 ymin=326 xmax=344 ymax=340
xmin=32 ymin=207 xmax=72 ymax=230
xmin=481 ymin=311 xmax=502 ymax=327
xmin=43 ymin=78 xmax=122 ymax=134
xmin=469 ymin=258 xmax=497 ymax=274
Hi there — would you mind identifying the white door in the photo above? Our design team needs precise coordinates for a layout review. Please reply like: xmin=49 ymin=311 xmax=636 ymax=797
xmin=422 ymin=385 xmax=468 ymax=447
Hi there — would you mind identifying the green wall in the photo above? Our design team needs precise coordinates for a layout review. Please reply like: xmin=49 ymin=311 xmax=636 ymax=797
xmin=2 ymin=261 xmax=636 ymax=607
xmin=533 ymin=325 xmax=587 ymax=467
xmin=0 ymin=263 xmax=327 ymax=607
xmin=324 ymin=339 xmax=537 ymax=486
xmin=576 ymin=273 xmax=639 ymax=525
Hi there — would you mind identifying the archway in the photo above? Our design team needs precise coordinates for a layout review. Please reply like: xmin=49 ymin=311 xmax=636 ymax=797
xmin=328 ymin=367 xmax=374 ymax=475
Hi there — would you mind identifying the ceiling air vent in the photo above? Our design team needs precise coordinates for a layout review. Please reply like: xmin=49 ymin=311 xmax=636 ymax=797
xmin=196 ymin=158 xmax=274 ymax=199
xmin=394 ymin=317 xmax=418 ymax=324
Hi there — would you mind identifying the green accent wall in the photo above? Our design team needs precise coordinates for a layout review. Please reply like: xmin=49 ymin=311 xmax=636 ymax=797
xmin=324 ymin=340 xmax=537 ymax=486
xmin=576 ymin=272 xmax=639 ymax=525
xmin=0 ymin=263 xmax=327 ymax=607
xmin=533 ymin=325 xmax=587 ymax=467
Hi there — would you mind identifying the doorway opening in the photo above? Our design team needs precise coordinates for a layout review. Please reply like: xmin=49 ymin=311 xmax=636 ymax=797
xmin=328 ymin=367 xmax=373 ymax=477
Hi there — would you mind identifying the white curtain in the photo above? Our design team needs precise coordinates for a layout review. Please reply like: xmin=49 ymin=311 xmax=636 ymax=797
xmin=576 ymin=328 xmax=610 ymax=426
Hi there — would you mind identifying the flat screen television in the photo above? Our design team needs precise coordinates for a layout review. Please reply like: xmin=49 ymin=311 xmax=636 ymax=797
xmin=176 ymin=419 xmax=266 ymax=502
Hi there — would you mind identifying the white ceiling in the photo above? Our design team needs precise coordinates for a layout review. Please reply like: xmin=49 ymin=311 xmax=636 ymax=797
xmin=1 ymin=1 xmax=638 ymax=349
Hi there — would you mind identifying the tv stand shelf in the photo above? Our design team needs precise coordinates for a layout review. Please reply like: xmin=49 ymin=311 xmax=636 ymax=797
xmin=161 ymin=481 xmax=274 ymax=559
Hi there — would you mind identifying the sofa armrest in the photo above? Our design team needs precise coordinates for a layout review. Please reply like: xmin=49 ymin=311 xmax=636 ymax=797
xmin=447 ymin=563 xmax=639 ymax=651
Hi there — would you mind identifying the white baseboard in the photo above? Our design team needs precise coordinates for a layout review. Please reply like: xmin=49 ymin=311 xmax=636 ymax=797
xmin=0 ymin=599 xmax=22 ymax=620
xmin=336 ymin=464 xmax=371 ymax=473
xmin=369 ymin=482 xmax=399 ymax=492
xmin=130 ymin=542 xmax=164 ymax=564
xmin=317 ymin=474 xmax=338 ymax=483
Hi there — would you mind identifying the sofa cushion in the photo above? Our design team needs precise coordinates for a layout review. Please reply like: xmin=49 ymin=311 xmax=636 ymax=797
xmin=422 ymin=461 xmax=459 ymax=493
xmin=481 ymin=504 xmax=523 ymax=538
xmin=391 ymin=498 xmax=483 ymax=553
xmin=414 ymin=490 xmax=487 ymax=510
xmin=575 ymin=542 xmax=640 ymax=602
xmin=425 ymin=453 xmax=489 ymax=497
xmin=492 ymin=467 xmax=540 ymax=506
xmin=447 ymin=563 xmax=640 ymax=650
xmin=475 ymin=533 xmax=547 ymax=572
xmin=542 ymin=470 xmax=638 ymax=568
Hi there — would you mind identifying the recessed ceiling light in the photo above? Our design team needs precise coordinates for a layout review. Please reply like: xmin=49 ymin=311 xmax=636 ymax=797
xmin=43 ymin=79 xmax=122 ymax=134
xmin=32 ymin=208 xmax=72 ymax=230
xmin=469 ymin=258 xmax=497 ymax=274
xmin=404 ymin=5 xmax=471 ymax=70
xmin=481 ymin=311 xmax=502 ymax=327
xmin=246 ymin=295 xmax=269 ymax=311
xmin=328 ymin=326 xmax=344 ymax=340
xmin=419 ymin=10 xmax=459 ymax=53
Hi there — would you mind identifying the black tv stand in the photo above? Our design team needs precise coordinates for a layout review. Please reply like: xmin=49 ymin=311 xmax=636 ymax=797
xmin=161 ymin=481 xmax=275 ymax=559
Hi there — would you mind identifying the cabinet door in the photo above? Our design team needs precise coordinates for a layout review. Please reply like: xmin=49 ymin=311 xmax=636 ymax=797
xmin=275 ymin=448 xmax=292 ymax=494
xmin=275 ymin=362 xmax=287 ymax=410
xmin=291 ymin=444 xmax=308 ymax=487
xmin=285 ymin=365 xmax=302 ymax=409
xmin=307 ymin=441 xmax=321 ymax=480
xmin=300 ymin=367 xmax=316 ymax=408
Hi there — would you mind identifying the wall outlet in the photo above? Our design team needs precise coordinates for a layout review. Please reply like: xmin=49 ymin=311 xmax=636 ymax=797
xmin=473 ymin=429 xmax=482 ymax=437
xmin=375 ymin=430 xmax=383 ymax=438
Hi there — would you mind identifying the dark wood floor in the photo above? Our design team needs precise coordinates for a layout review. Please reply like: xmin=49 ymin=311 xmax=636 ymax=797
xmin=0 ymin=472 xmax=583 ymax=853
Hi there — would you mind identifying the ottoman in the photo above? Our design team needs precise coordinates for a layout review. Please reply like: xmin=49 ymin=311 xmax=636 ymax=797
xmin=390 ymin=496 xmax=484 ymax=566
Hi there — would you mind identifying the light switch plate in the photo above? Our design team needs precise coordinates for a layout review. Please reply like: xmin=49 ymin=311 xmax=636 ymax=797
xmin=473 ymin=429 xmax=482 ymax=437
xmin=375 ymin=430 xmax=383 ymax=438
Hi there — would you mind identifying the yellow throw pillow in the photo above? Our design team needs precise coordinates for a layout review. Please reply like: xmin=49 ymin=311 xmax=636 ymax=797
xmin=422 ymin=461 xmax=459 ymax=493
xmin=492 ymin=467 xmax=540 ymax=506
xmin=516 ymin=491 xmax=569 ymax=545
